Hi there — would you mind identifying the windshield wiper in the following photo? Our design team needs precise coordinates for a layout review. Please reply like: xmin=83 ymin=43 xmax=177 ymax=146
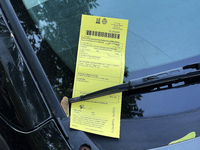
xmin=69 ymin=63 xmax=200 ymax=103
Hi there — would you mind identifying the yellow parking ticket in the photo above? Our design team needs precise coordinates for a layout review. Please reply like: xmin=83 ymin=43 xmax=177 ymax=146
xmin=70 ymin=14 xmax=128 ymax=138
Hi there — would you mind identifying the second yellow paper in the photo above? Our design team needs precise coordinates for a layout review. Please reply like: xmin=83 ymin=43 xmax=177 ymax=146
xmin=70 ymin=15 xmax=128 ymax=138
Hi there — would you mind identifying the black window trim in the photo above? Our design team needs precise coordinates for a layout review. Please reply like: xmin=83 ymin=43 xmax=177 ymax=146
xmin=0 ymin=0 xmax=66 ymax=119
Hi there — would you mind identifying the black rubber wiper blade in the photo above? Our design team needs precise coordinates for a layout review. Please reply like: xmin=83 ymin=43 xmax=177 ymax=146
xmin=69 ymin=63 xmax=200 ymax=103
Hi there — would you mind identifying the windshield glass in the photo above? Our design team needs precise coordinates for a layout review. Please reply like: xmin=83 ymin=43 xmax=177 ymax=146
xmin=10 ymin=0 xmax=200 ymax=118
xmin=22 ymin=0 xmax=200 ymax=73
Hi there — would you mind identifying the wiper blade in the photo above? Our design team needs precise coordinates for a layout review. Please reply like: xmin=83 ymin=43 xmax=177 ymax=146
xmin=69 ymin=63 xmax=200 ymax=103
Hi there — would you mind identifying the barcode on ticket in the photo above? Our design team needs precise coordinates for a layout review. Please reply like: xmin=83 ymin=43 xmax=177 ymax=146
xmin=86 ymin=30 xmax=120 ymax=39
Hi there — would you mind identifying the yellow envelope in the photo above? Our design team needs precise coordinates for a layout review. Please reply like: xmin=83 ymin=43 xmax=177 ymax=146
xmin=70 ymin=14 xmax=128 ymax=138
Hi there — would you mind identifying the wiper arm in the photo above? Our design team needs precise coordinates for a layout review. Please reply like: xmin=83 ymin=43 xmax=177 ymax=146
xmin=69 ymin=63 xmax=200 ymax=103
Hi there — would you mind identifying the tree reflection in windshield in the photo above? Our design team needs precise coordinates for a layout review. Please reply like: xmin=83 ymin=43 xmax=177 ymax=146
xmin=10 ymin=0 xmax=143 ymax=118
xmin=122 ymin=67 xmax=143 ymax=118
xmin=122 ymin=95 xmax=143 ymax=118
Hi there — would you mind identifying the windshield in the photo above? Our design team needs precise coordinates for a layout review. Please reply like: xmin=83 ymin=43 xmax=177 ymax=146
xmin=10 ymin=0 xmax=200 ymax=118
xmin=22 ymin=0 xmax=200 ymax=73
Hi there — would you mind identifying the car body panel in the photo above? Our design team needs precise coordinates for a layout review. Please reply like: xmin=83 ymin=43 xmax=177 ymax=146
xmin=0 ymin=118 xmax=71 ymax=150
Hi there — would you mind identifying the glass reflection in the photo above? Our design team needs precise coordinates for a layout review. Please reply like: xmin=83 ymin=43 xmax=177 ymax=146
xmin=25 ymin=0 xmax=100 ymax=72
xmin=0 ymin=12 xmax=50 ymax=130
xmin=10 ymin=0 xmax=143 ymax=118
